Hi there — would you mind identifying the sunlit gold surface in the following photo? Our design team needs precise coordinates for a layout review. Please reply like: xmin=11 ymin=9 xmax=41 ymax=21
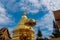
xmin=12 ymin=9 xmax=36 ymax=40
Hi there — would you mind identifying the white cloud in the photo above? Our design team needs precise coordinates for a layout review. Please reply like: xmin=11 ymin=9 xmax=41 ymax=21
xmin=42 ymin=0 xmax=60 ymax=11
xmin=28 ymin=0 xmax=41 ymax=8
xmin=36 ymin=11 xmax=54 ymax=31
xmin=19 ymin=0 xmax=44 ymax=13
xmin=0 ymin=0 xmax=42 ymax=13
xmin=35 ymin=11 xmax=54 ymax=38
xmin=0 ymin=0 xmax=60 ymax=14
xmin=0 ymin=3 xmax=14 ymax=26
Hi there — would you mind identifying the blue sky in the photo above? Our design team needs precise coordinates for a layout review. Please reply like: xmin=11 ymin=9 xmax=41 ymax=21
xmin=0 ymin=0 xmax=60 ymax=38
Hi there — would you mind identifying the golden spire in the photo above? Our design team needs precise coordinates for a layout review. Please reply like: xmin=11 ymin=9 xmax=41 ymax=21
xmin=23 ymin=5 xmax=26 ymax=16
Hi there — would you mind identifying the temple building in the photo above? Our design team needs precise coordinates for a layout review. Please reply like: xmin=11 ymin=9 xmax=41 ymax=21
xmin=50 ymin=10 xmax=60 ymax=40
xmin=53 ymin=10 xmax=60 ymax=37
xmin=0 ymin=27 xmax=11 ymax=40
xmin=53 ymin=10 xmax=60 ymax=31
xmin=12 ymin=9 xmax=36 ymax=40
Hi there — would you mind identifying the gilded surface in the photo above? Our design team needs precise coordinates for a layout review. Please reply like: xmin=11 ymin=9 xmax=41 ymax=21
xmin=12 ymin=10 xmax=36 ymax=40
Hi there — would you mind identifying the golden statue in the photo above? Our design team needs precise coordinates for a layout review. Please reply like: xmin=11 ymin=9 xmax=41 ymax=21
xmin=12 ymin=6 xmax=36 ymax=40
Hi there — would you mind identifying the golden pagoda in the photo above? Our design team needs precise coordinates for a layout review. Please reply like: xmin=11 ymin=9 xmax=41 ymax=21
xmin=12 ymin=7 xmax=36 ymax=40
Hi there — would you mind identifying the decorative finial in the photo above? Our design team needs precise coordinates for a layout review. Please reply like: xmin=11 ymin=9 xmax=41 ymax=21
xmin=23 ymin=5 xmax=26 ymax=16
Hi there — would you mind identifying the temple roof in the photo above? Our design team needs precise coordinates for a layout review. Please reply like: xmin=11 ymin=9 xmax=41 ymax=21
xmin=53 ymin=10 xmax=60 ymax=28
xmin=0 ymin=27 xmax=11 ymax=39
